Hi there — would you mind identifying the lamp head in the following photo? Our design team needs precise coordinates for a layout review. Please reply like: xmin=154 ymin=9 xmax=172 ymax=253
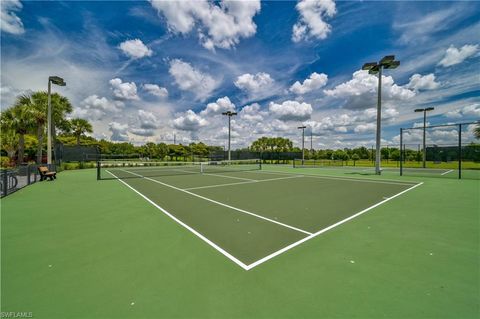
xmin=49 ymin=76 xmax=66 ymax=86
xmin=362 ymin=62 xmax=377 ymax=70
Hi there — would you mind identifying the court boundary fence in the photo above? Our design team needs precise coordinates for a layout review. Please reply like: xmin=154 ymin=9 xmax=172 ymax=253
xmin=400 ymin=121 xmax=479 ymax=179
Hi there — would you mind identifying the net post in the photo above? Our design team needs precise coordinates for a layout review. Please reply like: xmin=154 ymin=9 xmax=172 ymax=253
xmin=458 ymin=124 xmax=462 ymax=179
xmin=96 ymin=161 xmax=100 ymax=180
xmin=27 ymin=165 xmax=31 ymax=185
xmin=200 ymin=162 xmax=204 ymax=174
xmin=400 ymin=128 xmax=403 ymax=176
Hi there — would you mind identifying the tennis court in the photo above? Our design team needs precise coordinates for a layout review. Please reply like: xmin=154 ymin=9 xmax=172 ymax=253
xmin=99 ymin=160 xmax=421 ymax=269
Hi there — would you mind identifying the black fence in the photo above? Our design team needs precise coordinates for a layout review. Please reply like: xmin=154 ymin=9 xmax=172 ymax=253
xmin=400 ymin=122 xmax=480 ymax=179
xmin=55 ymin=143 xmax=101 ymax=162
xmin=1 ymin=164 xmax=56 ymax=197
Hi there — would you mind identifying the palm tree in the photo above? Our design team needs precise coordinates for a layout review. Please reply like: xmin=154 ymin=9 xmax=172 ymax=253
xmin=475 ymin=124 xmax=480 ymax=139
xmin=13 ymin=92 xmax=73 ymax=163
xmin=15 ymin=93 xmax=48 ymax=163
xmin=0 ymin=105 xmax=36 ymax=164
xmin=69 ymin=118 xmax=93 ymax=145
xmin=50 ymin=93 xmax=73 ymax=141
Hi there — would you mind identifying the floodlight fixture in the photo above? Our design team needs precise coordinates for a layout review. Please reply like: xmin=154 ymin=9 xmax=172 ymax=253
xmin=379 ymin=55 xmax=395 ymax=65
xmin=47 ymin=75 xmax=66 ymax=165
xmin=222 ymin=111 xmax=237 ymax=161
xmin=369 ymin=65 xmax=380 ymax=75
xmin=384 ymin=60 xmax=400 ymax=69
xmin=361 ymin=55 xmax=400 ymax=175
xmin=362 ymin=62 xmax=377 ymax=70
xmin=49 ymin=75 xmax=66 ymax=86
xmin=414 ymin=107 xmax=435 ymax=168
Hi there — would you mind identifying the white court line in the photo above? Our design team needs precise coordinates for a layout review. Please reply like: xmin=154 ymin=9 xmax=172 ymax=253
xmin=117 ymin=169 xmax=312 ymax=236
xmin=105 ymin=170 xmax=250 ymax=270
xmin=245 ymin=182 xmax=424 ymax=270
xmin=441 ymin=169 xmax=454 ymax=176
xmin=203 ymin=172 xmax=257 ymax=182
xmin=257 ymin=169 xmax=418 ymax=186
xmin=183 ymin=175 xmax=305 ymax=191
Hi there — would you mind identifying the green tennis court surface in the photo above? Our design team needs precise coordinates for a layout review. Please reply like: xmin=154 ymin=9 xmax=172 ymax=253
xmin=2 ymin=165 xmax=478 ymax=318
xmin=104 ymin=164 xmax=419 ymax=269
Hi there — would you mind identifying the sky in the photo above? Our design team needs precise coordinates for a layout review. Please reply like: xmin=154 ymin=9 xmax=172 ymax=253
xmin=1 ymin=0 xmax=479 ymax=150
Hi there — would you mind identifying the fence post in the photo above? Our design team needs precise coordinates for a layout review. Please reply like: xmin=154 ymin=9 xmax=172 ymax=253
xmin=97 ymin=162 xmax=101 ymax=180
xmin=458 ymin=124 xmax=462 ymax=179
xmin=27 ymin=165 xmax=31 ymax=185
xmin=2 ymin=170 xmax=7 ymax=197
xmin=399 ymin=128 xmax=403 ymax=176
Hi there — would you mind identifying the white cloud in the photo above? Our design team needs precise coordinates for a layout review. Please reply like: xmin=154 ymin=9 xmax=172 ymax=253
xmin=406 ymin=73 xmax=440 ymax=91
xmin=234 ymin=72 xmax=274 ymax=94
xmin=412 ymin=121 xmax=431 ymax=128
xmin=289 ymin=72 xmax=328 ymax=95
xmin=168 ymin=59 xmax=218 ymax=101
xmin=138 ymin=109 xmax=159 ymax=129
xmin=324 ymin=70 xmax=415 ymax=109
xmin=142 ymin=84 xmax=168 ymax=98
xmin=354 ymin=123 xmax=376 ymax=133
xmin=109 ymin=78 xmax=139 ymax=100
xmin=239 ymin=103 xmax=264 ymax=123
xmin=445 ymin=103 xmax=480 ymax=118
xmin=129 ymin=128 xmax=156 ymax=137
xmin=292 ymin=0 xmax=336 ymax=43
xmin=269 ymin=100 xmax=313 ymax=121
xmin=200 ymin=96 xmax=235 ymax=116
xmin=438 ymin=44 xmax=479 ymax=67
xmin=150 ymin=0 xmax=261 ymax=50
xmin=0 ymin=0 xmax=24 ymax=35
xmin=173 ymin=110 xmax=208 ymax=131
xmin=118 ymin=39 xmax=153 ymax=59
xmin=109 ymin=122 xmax=129 ymax=141
xmin=72 ymin=95 xmax=124 ymax=121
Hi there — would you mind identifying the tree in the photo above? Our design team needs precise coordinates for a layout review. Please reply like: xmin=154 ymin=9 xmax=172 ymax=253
xmin=0 ymin=104 xmax=37 ymax=164
xmin=352 ymin=154 xmax=360 ymax=166
xmin=69 ymin=118 xmax=93 ymax=145
xmin=157 ymin=143 xmax=169 ymax=160
xmin=0 ymin=128 xmax=18 ymax=163
xmin=475 ymin=124 xmax=480 ymax=139
xmin=250 ymin=137 xmax=270 ymax=152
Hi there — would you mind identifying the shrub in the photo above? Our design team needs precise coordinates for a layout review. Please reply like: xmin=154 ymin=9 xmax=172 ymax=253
xmin=1 ymin=156 xmax=12 ymax=168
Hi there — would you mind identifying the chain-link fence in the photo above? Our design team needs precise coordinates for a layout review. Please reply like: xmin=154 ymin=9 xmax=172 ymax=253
xmin=1 ymin=164 xmax=56 ymax=197
xmin=400 ymin=122 xmax=479 ymax=179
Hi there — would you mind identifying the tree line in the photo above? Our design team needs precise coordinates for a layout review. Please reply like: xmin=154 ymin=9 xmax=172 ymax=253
xmin=1 ymin=92 xmax=93 ymax=165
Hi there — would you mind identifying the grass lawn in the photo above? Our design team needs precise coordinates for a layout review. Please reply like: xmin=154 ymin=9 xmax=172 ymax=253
xmin=1 ymin=166 xmax=479 ymax=318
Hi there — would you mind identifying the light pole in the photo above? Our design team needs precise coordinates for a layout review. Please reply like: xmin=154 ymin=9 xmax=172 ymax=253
xmin=222 ymin=111 xmax=237 ymax=161
xmin=415 ymin=107 xmax=434 ymax=168
xmin=298 ymin=126 xmax=306 ymax=165
xmin=47 ymin=76 xmax=66 ymax=165
xmin=362 ymin=55 xmax=400 ymax=175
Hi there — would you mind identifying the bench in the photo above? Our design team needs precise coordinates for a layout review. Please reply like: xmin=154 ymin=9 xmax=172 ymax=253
xmin=38 ymin=166 xmax=56 ymax=181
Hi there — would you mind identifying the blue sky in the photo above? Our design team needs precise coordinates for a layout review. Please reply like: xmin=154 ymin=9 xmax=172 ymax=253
xmin=1 ymin=0 xmax=479 ymax=149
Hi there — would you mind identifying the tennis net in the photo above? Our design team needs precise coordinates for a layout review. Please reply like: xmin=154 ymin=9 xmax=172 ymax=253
xmin=97 ymin=159 xmax=262 ymax=180
xmin=293 ymin=159 xmax=344 ymax=168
